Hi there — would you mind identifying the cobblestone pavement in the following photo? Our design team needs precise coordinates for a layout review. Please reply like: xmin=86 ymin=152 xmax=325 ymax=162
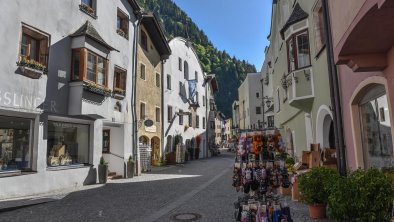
xmin=0 ymin=152 xmax=331 ymax=222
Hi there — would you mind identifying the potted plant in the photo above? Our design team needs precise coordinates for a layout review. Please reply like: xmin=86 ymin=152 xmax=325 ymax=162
xmin=165 ymin=152 xmax=176 ymax=165
xmin=98 ymin=156 xmax=108 ymax=184
xmin=299 ymin=167 xmax=338 ymax=219
xmin=127 ymin=155 xmax=134 ymax=178
xmin=328 ymin=168 xmax=394 ymax=221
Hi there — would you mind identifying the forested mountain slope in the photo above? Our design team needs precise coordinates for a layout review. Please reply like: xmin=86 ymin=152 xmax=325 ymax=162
xmin=137 ymin=0 xmax=257 ymax=117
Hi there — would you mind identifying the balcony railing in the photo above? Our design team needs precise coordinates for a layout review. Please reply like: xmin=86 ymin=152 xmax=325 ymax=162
xmin=286 ymin=67 xmax=314 ymax=110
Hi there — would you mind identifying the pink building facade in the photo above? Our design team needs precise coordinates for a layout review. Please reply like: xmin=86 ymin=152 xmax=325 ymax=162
xmin=329 ymin=0 xmax=394 ymax=169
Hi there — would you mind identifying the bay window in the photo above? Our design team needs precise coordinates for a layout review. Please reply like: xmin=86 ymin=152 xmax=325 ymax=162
xmin=287 ymin=30 xmax=311 ymax=72
xmin=71 ymin=48 xmax=108 ymax=87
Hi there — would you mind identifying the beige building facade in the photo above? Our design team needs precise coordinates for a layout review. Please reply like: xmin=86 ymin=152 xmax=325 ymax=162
xmin=136 ymin=15 xmax=170 ymax=170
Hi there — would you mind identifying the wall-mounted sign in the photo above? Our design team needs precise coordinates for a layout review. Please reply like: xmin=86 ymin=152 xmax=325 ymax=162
xmin=144 ymin=119 xmax=154 ymax=127
xmin=145 ymin=125 xmax=156 ymax=133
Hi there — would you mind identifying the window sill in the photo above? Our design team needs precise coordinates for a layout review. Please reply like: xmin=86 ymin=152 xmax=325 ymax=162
xmin=116 ymin=29 xmax=129 ymax=40
xmin=47 ymin=164 xmax=91 ymax=171
xmin=79 ymin=4 xmax=97 ymax=19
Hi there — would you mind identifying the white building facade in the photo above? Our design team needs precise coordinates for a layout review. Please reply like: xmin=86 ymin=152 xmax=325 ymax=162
xmin=0 ymin=0 xmax=141 ymax=199
xmin=238 ymin=73 xmax=264 ymax=130
xmin=163 ymin=37 xmax=208 ymax=159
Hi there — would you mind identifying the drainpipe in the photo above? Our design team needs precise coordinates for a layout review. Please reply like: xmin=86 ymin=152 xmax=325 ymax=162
xmin=322 ymin=0 xmax=347 ymax=176
xmin=161 ymin=59 xmax=165 ymax=160
xmin=132 ymin=12 xmax=143 ymax=175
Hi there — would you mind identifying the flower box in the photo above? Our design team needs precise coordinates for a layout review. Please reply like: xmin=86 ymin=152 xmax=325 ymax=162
xmin=79 ymin=4 xmax=97 ymax=18
xmin=116 ymin=29 xmax=128 ymax=39
xmin=83 ymin=82 xmax=112 ymax=97
xmin=113 ymin=88 xmax=125 ymax=99
xmin=16 ymin=59 xmax=47 ymax=79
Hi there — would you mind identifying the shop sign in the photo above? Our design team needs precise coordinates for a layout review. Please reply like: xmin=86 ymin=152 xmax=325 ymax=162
xmin=145 ymin=125 xmax=156 ymax=133
xmin=0 ymin=91 xmax=58 ymax=113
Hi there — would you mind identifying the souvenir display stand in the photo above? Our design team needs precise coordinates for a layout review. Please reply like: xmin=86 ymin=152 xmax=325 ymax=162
xmin=232 ymin=131 xmax=293 ymax=222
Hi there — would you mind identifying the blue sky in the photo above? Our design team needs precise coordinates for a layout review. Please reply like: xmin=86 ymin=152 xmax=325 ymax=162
xmin=173 ymin=0 xmax=272 ymax=71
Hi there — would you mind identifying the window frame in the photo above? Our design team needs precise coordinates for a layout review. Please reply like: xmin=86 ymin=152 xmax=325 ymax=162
xmin=167 ymin=74 xmax=171 ymax=90
xmin=184 ymin=61 xmax=189 ymax=80
xmin=140 ymin=102 xmax=146 ymax=120
xmin=141 ymin=30 xmax=148 ymax=51
xmin=140 ymin=63 xmax=146 ymax=80
xmin=168 ymin=106 xmax=173 ymax=123
xmin=156 ymin=73 xmax=160 ymax=88
xmin=188 ymin=114 xmax=192 ymax=127
xmin=79 ymin=0 xmax=97 ymax=18
xmin=196 ymin=115 xmax=200 ymax=128
xmin=116 ymin=8 xmax=129 ymax=39
xmin=179 ymin=109 xmax=184 ymax=125
xmin=19 ymin=24 xmax=50 ymax=68
xmin=178 ymin=58 xmax=182 ymax=71
xmin=286 ymin=29 xmax=311 ymax=72
xmin=256 ymin=107 xmax=262 ymax=115
xmin=71 ymin=48 xmax=108 ymax=87
xmin=114 ymin=66 xmax=127 ymax=92
xmin=155 ymin=107 xmax=160 ymax=123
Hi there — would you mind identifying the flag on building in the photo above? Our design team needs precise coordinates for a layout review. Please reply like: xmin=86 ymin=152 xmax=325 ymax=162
xmin=188 ymin=79 xmax=197 ymax=103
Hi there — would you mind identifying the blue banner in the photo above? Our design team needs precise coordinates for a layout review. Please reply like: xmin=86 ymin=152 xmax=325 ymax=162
xmin=188 ymin=79 xmax=197 ymax=103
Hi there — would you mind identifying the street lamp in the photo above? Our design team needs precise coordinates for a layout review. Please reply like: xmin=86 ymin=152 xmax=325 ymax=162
xmin=261 ymin=96 xmax=273 ymax=129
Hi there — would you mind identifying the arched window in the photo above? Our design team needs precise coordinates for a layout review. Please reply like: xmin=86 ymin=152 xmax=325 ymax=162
xmin=359 ymin=84 xmax=393 ymax=168
xmin=184 ymin=61 xmax=189 ymax=80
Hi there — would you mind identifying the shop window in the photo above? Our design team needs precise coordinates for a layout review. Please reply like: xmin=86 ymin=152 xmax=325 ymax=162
xmin=102 ymin=129 xmax=110 ymax=153
xmin=156 ymin=107 xmax=160 ymax=122
xmin=18 ymin=25 xmax=50 ymax=72
xmin=184 ymin=61 xmax=189 ymax=80
xmin=114 ymin=67 xmax=126 ymax=95
xmin=287 ymin=30 xmax=311 ymax=72
xmin=196 ymin=115 xmax=200 ymax=128
xmin=140 ymin=102 xmax=145 ymax=120
xmin=179 ymin=109 xmax=183 ymax=125
xmin=140 ymin=63 xmax=145 ymax=80
xmin=141 ymin=30 xmax=148 ymax=51
xmin=156 ymin=73 xmax=160 ymax=87
xmin=71 ymin=49 xmax=108 ymax=87
xmin=168 ymin=106 xmax=173 ymax=123
xmin=256 ymin=107 xmax=262 ymax=114
xmin=313 ymin=0 xmax=325 ymax=55
xmin=116 ymin=9 xmax=129 ymax=39
xmin=79 ymin=0 xmax=96 ymax=18
xmin=0 ymin=116 xmax=33 ymax=173
xmin=167 ymin=74 xmax=171 ymax=90
xmin=203 ymin=117 xmax=206 ymax=129
xmin=359 ymin=85 xmax=394 ymax=168
xmin=47 ymin=121 xmax=89 ymax=167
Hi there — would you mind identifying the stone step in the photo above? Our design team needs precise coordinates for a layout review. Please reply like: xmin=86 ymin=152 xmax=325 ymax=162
xmin=108 ymin=172 xmax=116 ymax=177
xmin=108 ymin=175 xmax=123 ymax=180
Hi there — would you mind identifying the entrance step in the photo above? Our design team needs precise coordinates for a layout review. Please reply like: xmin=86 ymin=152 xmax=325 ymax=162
xmin=108 ymin=172 xmax=123 ymax=180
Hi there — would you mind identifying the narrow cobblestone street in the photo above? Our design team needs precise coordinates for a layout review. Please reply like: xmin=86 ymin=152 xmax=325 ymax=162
xmin=0 ymin=152 xmax=332 ymax=222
